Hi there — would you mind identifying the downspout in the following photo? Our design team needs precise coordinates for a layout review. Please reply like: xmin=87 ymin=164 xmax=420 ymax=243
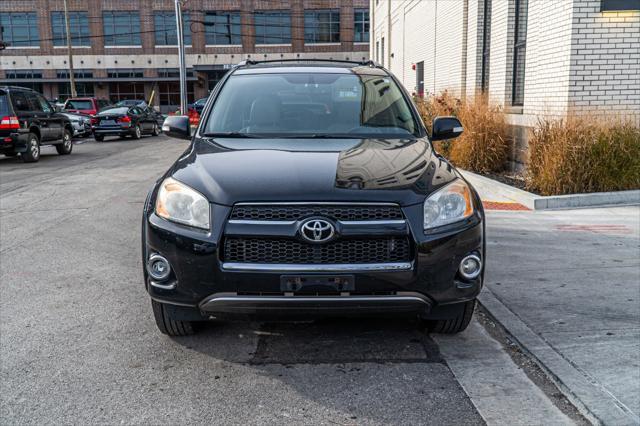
xmin=461 ymin=0 xmax=469 ymax=100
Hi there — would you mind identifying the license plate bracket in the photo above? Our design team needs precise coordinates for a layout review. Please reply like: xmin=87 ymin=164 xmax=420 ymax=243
xmin=280 ymin=275 xmax=355 ymax=293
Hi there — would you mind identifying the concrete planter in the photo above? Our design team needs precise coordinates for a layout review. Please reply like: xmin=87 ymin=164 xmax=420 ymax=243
xmin=461 ymin=170 xmax=640 ymax=210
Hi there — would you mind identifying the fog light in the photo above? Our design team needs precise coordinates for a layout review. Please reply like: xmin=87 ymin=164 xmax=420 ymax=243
xmin=459 ymin=254 xmax=482 ymax=280
xmin=147 ymin=254 xmax=171 ymax=281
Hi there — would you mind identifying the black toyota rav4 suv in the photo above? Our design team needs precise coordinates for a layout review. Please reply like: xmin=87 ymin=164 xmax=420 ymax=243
xmin=1 ymin=86 xmax=74 ymax=162
xmin=143 ymin=60 xmax=484 ymax=336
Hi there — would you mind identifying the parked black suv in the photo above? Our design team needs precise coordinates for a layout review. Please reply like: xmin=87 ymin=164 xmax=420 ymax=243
xmin=1 ymin=86 xmax=74 ymax=162
xmin=143 ymin=60 xmax=484 ymax=336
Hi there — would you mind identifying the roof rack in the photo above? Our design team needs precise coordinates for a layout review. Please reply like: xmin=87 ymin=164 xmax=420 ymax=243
xmin=237 ymin=58 xmax=380 ymax=68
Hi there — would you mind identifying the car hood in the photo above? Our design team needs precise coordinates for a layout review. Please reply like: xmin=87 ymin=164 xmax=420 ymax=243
xmin=169 ymin=137 xmax=460 ymax=206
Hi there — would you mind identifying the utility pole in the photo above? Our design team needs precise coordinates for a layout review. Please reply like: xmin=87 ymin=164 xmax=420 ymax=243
xmin=175 ymin=0 xmax=188 ymax=115
xmin=63 ymin=0 xmax=77 ymax=97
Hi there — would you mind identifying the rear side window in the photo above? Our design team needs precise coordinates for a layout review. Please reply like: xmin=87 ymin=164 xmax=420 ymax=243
xmin=65 ymin=100 xmax=94 ymax=110
xmin=25 ymin=92 xmax=44 ymax=112
xmin=0 ymin=93 xmax=10 ymax=116
xmin=10 ymin=92 xmax=30 ymax=113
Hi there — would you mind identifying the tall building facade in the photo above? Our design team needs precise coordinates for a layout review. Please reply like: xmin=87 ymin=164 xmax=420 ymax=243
xmin=0 ymin=0 xmax=370 ymax=112
xmin=372 ymin=0 xmax=639 ymax=165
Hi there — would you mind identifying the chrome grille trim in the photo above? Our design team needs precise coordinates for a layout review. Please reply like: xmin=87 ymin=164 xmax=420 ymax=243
xmin=221 ymin=262 xmax=413 ymax=272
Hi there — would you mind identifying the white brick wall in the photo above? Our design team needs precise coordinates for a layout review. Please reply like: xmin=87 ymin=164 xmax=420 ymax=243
xmin=568 ymin=1 xmax=640 ymax=117
xmin=522 ymin=0 xmax=574 ymax=116
xmin=372 ymin=0 xmax=640 ymax=121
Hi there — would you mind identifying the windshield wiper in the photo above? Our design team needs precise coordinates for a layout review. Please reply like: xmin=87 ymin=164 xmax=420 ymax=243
xmin=201 ymin=132 xmax=259 ymax=138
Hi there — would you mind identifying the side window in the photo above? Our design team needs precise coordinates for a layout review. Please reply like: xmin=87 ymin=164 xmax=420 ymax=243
xmin=25 ymin=93 xmax=44 ymax=112
xmin=10 ymin=92 xmax=30 ymax=112
xmin=37 ymin=96 xmax=53 ymax=113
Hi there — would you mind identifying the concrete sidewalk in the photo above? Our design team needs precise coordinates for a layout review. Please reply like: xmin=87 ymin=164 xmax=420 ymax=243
xmin=481 ymin=206 xmax=640 ymax=425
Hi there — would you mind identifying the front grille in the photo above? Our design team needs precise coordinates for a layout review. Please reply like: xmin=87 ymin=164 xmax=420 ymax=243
xmin=230 ymin=204 xmax=404 ymax=221
xmin=223 ymin=237 xmax=411 ymax=264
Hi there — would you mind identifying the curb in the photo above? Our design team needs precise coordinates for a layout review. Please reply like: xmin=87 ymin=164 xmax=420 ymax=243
xmin=478 ymin=288 xmax=640 ymax=426
xmin=461 ymin=170 xmax=640 ymax=210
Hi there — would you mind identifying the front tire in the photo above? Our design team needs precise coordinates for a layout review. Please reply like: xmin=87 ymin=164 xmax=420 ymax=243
xmin=55 ymin=129 xmax=73 ymax=155
xmin=426 ymin=299 xmax=476 ymax=334
xmin=94 ymin=134 xmax=104 ymax=142
xmin=22 ymin=133 xmax=40 ymax=163
xmin=151 ymin=300 xmax=195 ymax=336
xmin=133 ymin=124 xmax=142 ymax=139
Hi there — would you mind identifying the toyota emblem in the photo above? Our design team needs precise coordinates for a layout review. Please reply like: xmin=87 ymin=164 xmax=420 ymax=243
xmin=300 ymin=218 xmax=335 ymax=243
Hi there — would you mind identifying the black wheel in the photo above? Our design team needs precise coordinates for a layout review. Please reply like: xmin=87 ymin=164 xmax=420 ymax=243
xmin=55 ymin=129 xmax=73 ymax=155
xmin=426 ymin=299 xmax=476 ymax=334
xmin=151 ymin=123 xmax=160 ymax=136
xmin=133 ymin=124 xmax=142 ymax=139
xmin=94 ymin=134 xmax=104 ymax=142
xmin=151 ymin=300 xmax=195 ymax=336
xmin=22 ymin=133 xmax=40 ymax=163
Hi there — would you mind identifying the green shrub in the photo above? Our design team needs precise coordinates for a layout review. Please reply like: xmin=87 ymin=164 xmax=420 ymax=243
xmin=526 ymin=116 xmax=640 ymax=195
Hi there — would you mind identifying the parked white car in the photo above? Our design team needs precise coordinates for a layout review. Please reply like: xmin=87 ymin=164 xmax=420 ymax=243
xmin=58 ymin=112 xmax=92 ymax=138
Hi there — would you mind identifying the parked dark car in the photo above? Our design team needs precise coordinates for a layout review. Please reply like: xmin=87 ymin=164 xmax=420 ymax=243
xmin=93 ymin=106 xmax=160 ymax=141
xmin=189 ymin=97 xmax=208 ymax=114
xmin=142 ymin=60 xmax=484 ymax=336
xmin=1 ymin=86 xmax=74 ymax=162
xmin=141 ymin=106 xmax=166 ymax=127
xmin=63 ymin=97 xmax=111 ymax=116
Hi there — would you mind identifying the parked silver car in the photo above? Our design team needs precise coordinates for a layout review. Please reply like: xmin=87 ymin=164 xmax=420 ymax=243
xmin=58 ymin=112 xmax=92 ymax=137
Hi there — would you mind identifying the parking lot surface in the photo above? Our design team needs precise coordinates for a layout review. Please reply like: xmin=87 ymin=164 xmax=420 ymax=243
xmin=1 ymin=136 xmax=580 ymax=425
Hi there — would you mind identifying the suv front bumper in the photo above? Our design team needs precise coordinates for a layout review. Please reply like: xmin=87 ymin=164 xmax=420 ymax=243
xmin=143 ymin=203 xmax=484 ymax=320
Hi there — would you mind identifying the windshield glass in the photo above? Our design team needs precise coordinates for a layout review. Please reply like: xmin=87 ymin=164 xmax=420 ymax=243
xmin=203 ymin=72 xmax=418 ymax=137
xmin=65 ymin=100 xmax=93 ymax=110
xmin=98 ymin=107 xmax=129 ymax=116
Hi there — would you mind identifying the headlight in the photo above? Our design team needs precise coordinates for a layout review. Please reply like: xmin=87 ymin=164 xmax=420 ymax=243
xmin=424 ymin=179 xmax=474 ymax=230
xmin=155 ymin=177 xmax=210 ymax=230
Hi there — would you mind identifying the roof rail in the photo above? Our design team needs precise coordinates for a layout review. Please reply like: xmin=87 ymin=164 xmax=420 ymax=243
xmin=237 ymin=58 xmax=380 ymax=68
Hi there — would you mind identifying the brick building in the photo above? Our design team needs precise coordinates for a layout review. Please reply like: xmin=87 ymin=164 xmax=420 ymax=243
xmin=0 ymin=0 xmax=370 ymax=112
xmin=372 ymin=0 xmax=640 ymax=168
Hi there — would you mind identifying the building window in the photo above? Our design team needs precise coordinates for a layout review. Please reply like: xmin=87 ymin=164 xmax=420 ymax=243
xmin=204 ymin=12 xmax=242 ymax=45
xmin=103 ymin=11 xmax=141 ymax=46
xmin=480 ymin=0 xmax=492 ymax=93
xmin=0 ymin=13 xmax=39 ymax=47
xmin=381 ymin=37 xmax=385 ymax=66
xmin=304 ymin=10 xmax=340 ymax=44
xmin=107 ymin=69 xmax=144 ymax=79
xmin=56 ymin=70 xmax=93 ymax=79
xmin=354 ymin=9 xmax=370 ymax=43
xmin=5 ymin=70 xmax=43 ymax=79
xmin=51 ymin=12 xmax=90 ymax=46
xmin=108 ymin=82 xmax=145 ymax=103
xmin=154 ymin=12 xmax=192 ymax=46
xmin=254 ymin=11 xmax=291 ymax=44
xmin=157 ymin=68 xmax=194 ymax=78
xmin=511 ymin=0 xmax=528 ymax=106
xmin=158 ymin=82 xmax=195 ymax=108
xmin=601 ymin=0 xmax=640 ymax=11
xmin=57 ymin=82 xmax=95 ymax=101
xmin=416 ymin=61 xmax=424 ymax=97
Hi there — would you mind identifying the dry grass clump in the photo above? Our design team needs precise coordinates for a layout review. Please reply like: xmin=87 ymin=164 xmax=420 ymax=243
xmin=526 ymin=115 xmax=640 ymax=195
xmin=415 ymin=91 xmax=509 ymax=172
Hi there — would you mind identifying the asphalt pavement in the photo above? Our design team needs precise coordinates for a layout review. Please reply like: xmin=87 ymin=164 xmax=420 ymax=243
xmin=0 ymin=135 xmax=589 ymax=425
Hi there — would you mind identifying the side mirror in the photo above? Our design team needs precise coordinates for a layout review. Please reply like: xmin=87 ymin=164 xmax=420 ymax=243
xmin=431 ymin=116 xmax=463 ymax=141
xmin=162 ymin=115 xmax=191 ymax=140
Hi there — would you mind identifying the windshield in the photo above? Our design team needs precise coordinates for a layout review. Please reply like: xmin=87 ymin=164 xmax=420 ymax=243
xmin=98 ymin=107 xmax=129 ymax=116
xmin=203 ymin=72 xmax=418 ymax=138
xmin=65 ymin=100 xmax=93 ymax=110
